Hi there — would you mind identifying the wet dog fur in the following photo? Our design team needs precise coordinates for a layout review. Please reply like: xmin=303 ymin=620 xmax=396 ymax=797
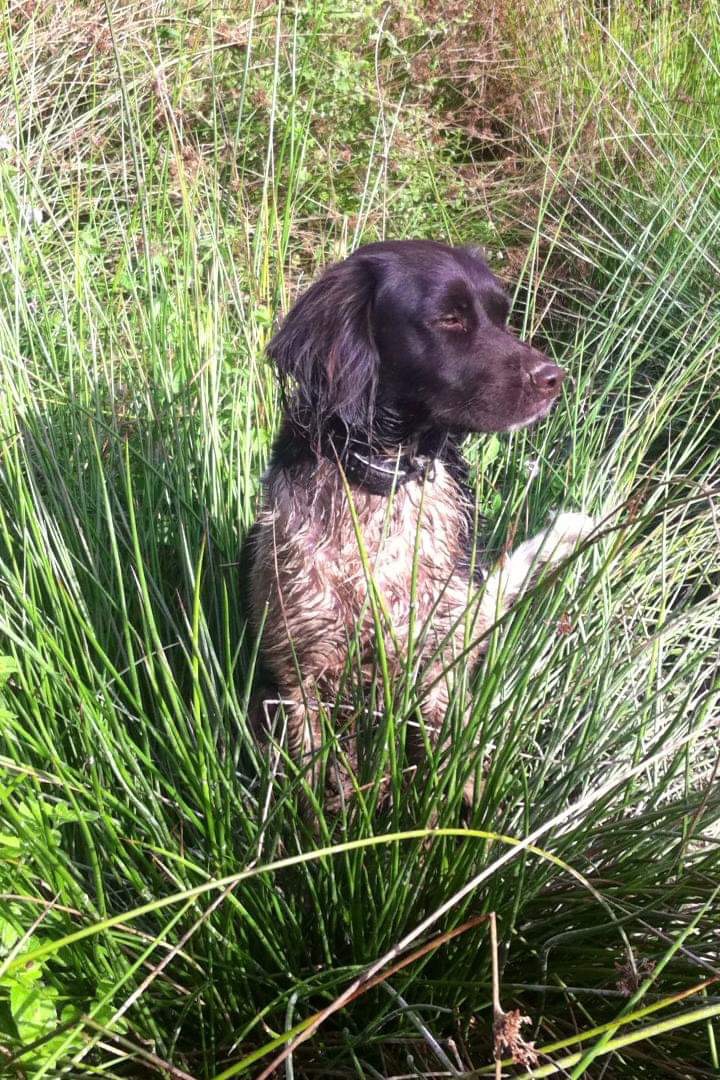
xmin=246 ymin=240 xmax=593 ymax=811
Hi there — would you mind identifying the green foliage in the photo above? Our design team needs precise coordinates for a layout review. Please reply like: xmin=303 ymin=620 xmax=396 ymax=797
xmin=0 ymin=906 xmax=125 ymax=1074
xmin=0 ymin=661 xmax=125 ymax=1075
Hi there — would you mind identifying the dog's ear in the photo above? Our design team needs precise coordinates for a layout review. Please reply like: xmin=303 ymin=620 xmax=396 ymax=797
xmin=267 ymin=253 xmax=379 ymax=435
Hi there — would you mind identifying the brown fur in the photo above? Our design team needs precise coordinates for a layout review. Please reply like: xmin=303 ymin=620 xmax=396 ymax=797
xmin=250 ymin=457 xmax=482 ymax=800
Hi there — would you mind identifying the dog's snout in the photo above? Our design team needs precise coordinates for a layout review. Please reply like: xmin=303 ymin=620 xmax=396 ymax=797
xmin=529 ymin=360 xmax=565 ymax=394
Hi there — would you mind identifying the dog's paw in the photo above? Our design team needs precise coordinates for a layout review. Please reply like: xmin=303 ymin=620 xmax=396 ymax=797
xmin=544 ymin=511 xmax=596 ymax=549
xmin=511 ymin=511 xmax=596 ymax=575
xmin=478 ymin=510 xmax=597 ymax=624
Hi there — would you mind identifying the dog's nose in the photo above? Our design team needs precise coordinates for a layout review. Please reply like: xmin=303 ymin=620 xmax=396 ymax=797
xmin=529 ymin=361 xmax=565 ymax=394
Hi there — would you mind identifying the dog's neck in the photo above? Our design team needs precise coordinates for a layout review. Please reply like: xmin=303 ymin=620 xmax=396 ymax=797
xmin=274 ymin=412 xmax=470 ymax=497
xmin=321 ymin=428 xmax=435 ymax=495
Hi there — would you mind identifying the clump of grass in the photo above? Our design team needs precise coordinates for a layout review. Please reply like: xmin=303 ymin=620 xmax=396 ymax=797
xmin=0 ymin=1 xmax=718 ymax=1077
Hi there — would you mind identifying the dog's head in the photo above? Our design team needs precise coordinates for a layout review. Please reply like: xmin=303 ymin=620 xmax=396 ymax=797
xmin=267 ymin=239 xmax=565 ymax=442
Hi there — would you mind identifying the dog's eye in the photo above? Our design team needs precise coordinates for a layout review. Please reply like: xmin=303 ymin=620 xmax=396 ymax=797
xmin=434 ymin=314 xmax=465 ymax=331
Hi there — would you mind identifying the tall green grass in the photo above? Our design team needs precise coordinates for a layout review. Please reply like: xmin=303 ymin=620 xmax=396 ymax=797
xmin=0 ymin=2 xmax=718 ymax=1076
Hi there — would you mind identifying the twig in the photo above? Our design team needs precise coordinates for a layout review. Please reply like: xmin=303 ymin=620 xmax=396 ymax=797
xmin=382 ymin=983 xmax=462 ymax=1076
xmin=81 ymin=1018 xmax=197 ymax=1080
xmin=256 ymin=915 xmax=488 ymax=1079
xmin=490 ymin=912 xmax=502 ymax=1080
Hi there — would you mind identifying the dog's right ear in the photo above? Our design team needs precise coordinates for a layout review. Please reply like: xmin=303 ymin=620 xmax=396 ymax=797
xmin=267 ymin=253 xmax=379 ymax=436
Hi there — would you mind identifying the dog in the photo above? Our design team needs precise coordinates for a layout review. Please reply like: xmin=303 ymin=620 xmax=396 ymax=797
xmin=246 ymin=239 xmax=593 ymax=813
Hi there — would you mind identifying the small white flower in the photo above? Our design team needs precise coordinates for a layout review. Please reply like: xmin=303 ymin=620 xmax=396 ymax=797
xmin=0 ymin=134 xmax=12 ymax=152
xmin=526 ymin=458 xmax=540 ymax=479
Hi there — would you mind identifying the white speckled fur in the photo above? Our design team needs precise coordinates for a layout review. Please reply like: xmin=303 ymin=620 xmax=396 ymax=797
xmin=250 ymin=454 xmax=594 ymax=804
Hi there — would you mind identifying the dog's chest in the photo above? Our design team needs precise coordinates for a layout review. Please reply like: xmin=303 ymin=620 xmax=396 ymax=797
xmin=285 ymin=459 xmax=473 ymax=639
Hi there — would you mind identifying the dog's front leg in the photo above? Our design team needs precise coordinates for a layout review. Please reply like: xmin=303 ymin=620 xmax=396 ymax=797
xmin=280 ymin=678 xmax=354 ymax=821
xmin=479 ymin=511 xmax=596 ymax=629
xmin=277 ymin=682 xmax=326 ymax=811
xmin=408 ymin=673 xmax=481 ymax=812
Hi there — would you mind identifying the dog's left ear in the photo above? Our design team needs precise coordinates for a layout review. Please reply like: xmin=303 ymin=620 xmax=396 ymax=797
xmin=267 ymin=252 xmax=379 ymax=435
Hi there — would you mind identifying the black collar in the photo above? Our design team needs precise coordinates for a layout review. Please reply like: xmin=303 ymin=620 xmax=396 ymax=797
xmin=322 ymin=433 xmax=435 ymax=495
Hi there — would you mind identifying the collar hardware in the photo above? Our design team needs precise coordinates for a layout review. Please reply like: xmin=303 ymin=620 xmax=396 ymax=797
xmin=322 ymin=436 xmax=435 ymax=495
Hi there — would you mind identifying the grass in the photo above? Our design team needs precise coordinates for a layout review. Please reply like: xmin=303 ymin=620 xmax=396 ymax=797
xmin=0 ymin=0 xmax=718 ymax=1076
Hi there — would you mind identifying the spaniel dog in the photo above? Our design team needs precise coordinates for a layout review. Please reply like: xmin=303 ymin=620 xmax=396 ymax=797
xmin=247 ymin=240 xmax=593 ymax=813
